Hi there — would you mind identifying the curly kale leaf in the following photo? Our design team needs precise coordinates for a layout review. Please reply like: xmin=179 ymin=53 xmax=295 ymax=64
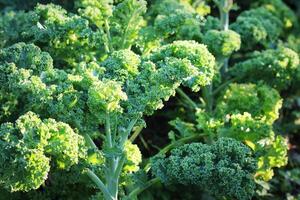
xmin=218 ymin=112 xmax=274 ymax=149
xmin=216 ymin=83 xmax=282 ymax=124
xmin=125 ymin=60 xmax=191 ymax=115
xmin=199 ymin=83 xmax=288 ymax=181
xmin=124 ymin=40 xmax=215 ymax=115
xmin=110 ymin=0 xmax=147 ymax=50
xmin=0 ymin=10 xmax=39 ymax=47
xmin=256 ymin=135 xmax=288 ymax=181
xmin=0 ymin=43 xmax=53 ymax=122
xmin=231 ymin=7 xmax=283 ymax=50
xmin=0 ymin=4 xmax=104 ymax=66
xmin=232 ymin=47 xmax=299 ymax=90
xmin=0 ymin=42 xmax=103 ymax=136
xmin=0 ymin=42 xmax=53 ymax=73
xmin=153 ymin=9 xmax=202 ymax=42
xmin=148 ymin=40 xmax=215 ymax=91
xmin=88 ymin=79 xmax=127 ymax=117
xmin=0 ymin=112 xmax=85 ymax=192
xmin=252 ymin=0 xmax=298 ymax=30
xmin=102 ymin=49 xmax=141 ymax=82
xmin=140 ymin=0 xmax=202 ymax=52
xmin=34 ymin=4 xmax=104 ymax=66
xmin=202 ymin=29 xmax=241 ymax=58
xmin=75 ymin=0 xmax=113 ymax=28
xmin=123 ymin=140 xmax=142 ymax=173
xmin=216 ymin=112 xmax=288 ymax=181
xmin=152 ymin=137 xmax=257 ymax=200
xmin=44 ymin=119 xmax=86 ymax=169
xmin=148 ymin=0 xmax=195 ymax=17
xmin=201 ymin=16 xmax=221 ymax=34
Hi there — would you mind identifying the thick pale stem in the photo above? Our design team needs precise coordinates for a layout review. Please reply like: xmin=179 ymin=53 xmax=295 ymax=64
xmin=105 ymin=113 xmax=119 ymax=199
xmin=221 ymin=58 xmax=229 ymax=76
xmin=84 ymin=134 xmax=98 ymax=149
xmin=127 ymin=177 xmax=160 ymax=199
xmin=212 ymin=76 xmax=241 ymax=96
xmin=203 ymin=85 xmax=213 ymax=113
xmin=220 ymin=4 xmax=229 ymax=73
xmin=107 ymin=173 xmax=119 ymax=200
xmin=114 ymin=156 xmax=126 ymax=179
xmin=108 ymin=156 xmax=126 ymax=200
xmin=215 ymin=0 xmax=232 ymax=74
xmin=104 ymin=117 xmax=139 ymax=200
xmin=129 ymin=126 xmax=144 ymax=142
xmin=86 ymin=169 xmax=113 ymax=200
xmin=104 ymin=19 xmax=113 ymax=53
xmin=176 ymin=88 xmax=199 ymax=110
xmin=220 ymin=6 xmax=229 ymax=31
xmin=120 ymin=118 xmax=138 ymax=147
xmin=106 ymin=114 xmax=113 ymax=148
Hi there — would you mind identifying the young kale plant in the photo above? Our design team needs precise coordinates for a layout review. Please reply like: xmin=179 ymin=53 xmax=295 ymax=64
xmin=0 ymin=0 xmax=299 ymax=200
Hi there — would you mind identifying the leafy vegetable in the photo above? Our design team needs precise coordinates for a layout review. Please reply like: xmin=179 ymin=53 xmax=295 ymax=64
xmin=152 ymin=137 xmax=257 ymax=200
